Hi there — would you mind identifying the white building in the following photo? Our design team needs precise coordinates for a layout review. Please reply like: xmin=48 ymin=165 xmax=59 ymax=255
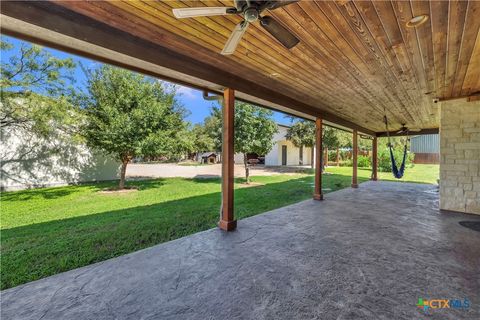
xmin=234 ymin=124 xmax=314 ymax=166
xmin=265 ymin=124 xmax=314 ymax=166
xmin=1 ymin=126 xmax=120 ymax=191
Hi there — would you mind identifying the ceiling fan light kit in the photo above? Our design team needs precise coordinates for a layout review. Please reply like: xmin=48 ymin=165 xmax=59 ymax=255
xmin=406 ymin=14 xmax=429 ymax=28
xmin=172 ymin=0 xmax=300 ymax=55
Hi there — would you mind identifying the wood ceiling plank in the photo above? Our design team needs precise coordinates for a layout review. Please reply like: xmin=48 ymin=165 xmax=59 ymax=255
xmin=373 ymin=0 xmax=426 ymax=123
xmin=323 ymin=0 xmax=417 ymax=127
xmin=430 ymin=0 xmax=449 ymax=99
xmin=452 ymin=0 xmax=480 ymax=97
xmin=299 ymin=1 xmax=390 ymax=121
xmin=391 ymin=1 xmax=436 ymax=126
xmin=461 ymin=28 xmax=480 ymax=96
xmin=410 ymin=0 xmax=436 ymax=98
xmin=149 ymin=0 xmax=369 ymax=115
xmin=164 ymin=0 xmax=350 ymax=108
xmin=265 ymin=9 xmax=375 ymax=124
xmin=273 ymin=5 xmax=393 ymax=127
xmin=207 ymin=0 xmax=387 ymax=115
xmin=333 ymin=1 xmax=415 ymax=127
xmin=144 ymin=3 xmax=376 ymax=121
xmin=354 ymin=0 xmax=422 ymax=126
xmin=444 ymin=0 xmax=468 ymax=98
xmin=142 ymin=0 xmax=325 ymax=102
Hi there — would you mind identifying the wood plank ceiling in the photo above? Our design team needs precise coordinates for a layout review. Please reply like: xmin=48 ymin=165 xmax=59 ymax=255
xmin=52 ymin=1 xmax=480 ymax=132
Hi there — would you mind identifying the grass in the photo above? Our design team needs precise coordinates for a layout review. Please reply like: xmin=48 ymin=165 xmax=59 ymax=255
xmin=0 ymin=164 xmax=438 ymax=289
xmin=326 ymin=164 xmax=439 ymax=185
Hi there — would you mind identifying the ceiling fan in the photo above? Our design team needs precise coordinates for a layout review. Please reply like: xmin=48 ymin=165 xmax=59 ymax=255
xmin=172 ymin=0 xmax=300 ymax=55
xmin=396 ymin=124 xmax=421 ymax=134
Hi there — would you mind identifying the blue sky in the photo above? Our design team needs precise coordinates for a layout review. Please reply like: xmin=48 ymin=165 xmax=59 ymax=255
xmin=2 ymin=35 xmax=291 ymax=126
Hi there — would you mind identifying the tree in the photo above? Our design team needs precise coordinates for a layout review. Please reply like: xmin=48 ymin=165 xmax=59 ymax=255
xmin=191 ymin=123 xmax=216 ymax=155
xmin=203 ymin=106 xmax=223 ymax=151
xmin=209 ymin=103 xmax=277 ymax=183
xmin=82 ymin=65 xmax=190 ymax=189
xmin=285 ymin=119 xmax=315 ymax=168
xmin=0 ymin=39 xmax=76 ymax=136
xmin=286 ymin=118 xmax=344 ymax=169
xmin=0 ymin=39 xmax=84 ymax=184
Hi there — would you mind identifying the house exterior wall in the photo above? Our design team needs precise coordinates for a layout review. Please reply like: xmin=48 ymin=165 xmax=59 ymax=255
xmin=1 ymin=127 xmax=120 ymax=191
xmin=439 ymin=99 xmax=480 ymax=215
xmin=234 ymin=153 xmax=244 ymax=164
xmin=265 ymin=125 xmax=314 ymax=166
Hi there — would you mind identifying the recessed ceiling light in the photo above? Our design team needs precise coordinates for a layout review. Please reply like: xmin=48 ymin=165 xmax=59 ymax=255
xmin=406 ymin=15 xmax=429 ymax=28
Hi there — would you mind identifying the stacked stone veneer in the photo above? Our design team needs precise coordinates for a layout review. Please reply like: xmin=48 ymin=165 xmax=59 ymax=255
xmin=439 ymin=99 xmax=480 ymax=214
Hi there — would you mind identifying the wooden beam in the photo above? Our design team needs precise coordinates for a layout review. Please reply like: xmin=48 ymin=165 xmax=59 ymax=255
xmin=0 ymin=1 xmax=376 ymax=137
xmin=351 ymin=129 xmax=359 ymax=188
xmin=371 ymin=137 xmax=378 ymax=181
xmin=438 ymin=93 xmax=480 ymax=102
xmin=376 ymin=128 xmax=439 ymax=137
xmin=314 ymin=117 xmax=324 ymax=201
xmin=467 ymin=95 xmax=480 ymax=102
xmin=219 ymin=88 xmax=236 ymax=231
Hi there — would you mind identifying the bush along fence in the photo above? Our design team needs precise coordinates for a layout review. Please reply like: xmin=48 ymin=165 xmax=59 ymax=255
xmin=324 ymin=148 xmax=414 ymax=171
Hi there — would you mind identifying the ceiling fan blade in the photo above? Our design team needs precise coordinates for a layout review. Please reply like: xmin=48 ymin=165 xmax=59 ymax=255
xmin=221 ymin=22 xmax=249 ymax=55
xmin=265 ymin=0 xmax=299 ymax=11
xmin=260 ymin=16 xmax=299 ymax=49
xmin=172 ymin=7 xmax=235 ymax=19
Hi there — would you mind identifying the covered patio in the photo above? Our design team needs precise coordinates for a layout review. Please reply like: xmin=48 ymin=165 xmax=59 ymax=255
xmin=2 ymin=182 xmax=480 ymax=319
xmin=1 ymin=1 xmax=479 ymax=319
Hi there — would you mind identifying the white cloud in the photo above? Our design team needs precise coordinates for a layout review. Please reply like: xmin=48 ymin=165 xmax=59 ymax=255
xmin=176 ymin=85 xmax=197 ymax=100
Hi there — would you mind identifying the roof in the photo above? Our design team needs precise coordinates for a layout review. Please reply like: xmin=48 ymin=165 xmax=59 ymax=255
xmin=200 ymin=152 xmax=217 ymax=158
xmin=2 ymin=1 xmax=478 ymax=135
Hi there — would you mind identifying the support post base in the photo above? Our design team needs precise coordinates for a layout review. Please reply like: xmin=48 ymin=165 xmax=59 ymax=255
xmin=371 ymin=178 xmax=378 ymax=181
xmin=351 ymin=184 xmax=359 ymax=188
xmin=218 ymin=219 xmax=237 ymax=231
xmin=313 ymin=193 xmax=324 ymax=201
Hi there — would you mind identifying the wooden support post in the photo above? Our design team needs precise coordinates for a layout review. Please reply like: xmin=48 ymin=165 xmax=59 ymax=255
xmin=336 ymin=148 xmax=340 ymax=167
xmin=219 ymin=88 xmax=237 ymax=231
xmin=371 ymin=136 xmax=378 ymax=181
xmin=325 ymin=147 xmax=329 ymax=168
xmin=314 ymin=117 xmax=324 ymax=200
xmin=351 ymin=129 xmax=358 ymax=188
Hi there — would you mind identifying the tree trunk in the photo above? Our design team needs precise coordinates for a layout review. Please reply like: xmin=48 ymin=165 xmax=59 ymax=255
xmin=310 ymin=147 xmax=314 ymax=169
xmin=336 ymin=148 xmax=340 ymax=166
xmin=119 ymin=159 xmax=128 ymax=189
xmin=243 ymin=153 xmax=250 ymax=184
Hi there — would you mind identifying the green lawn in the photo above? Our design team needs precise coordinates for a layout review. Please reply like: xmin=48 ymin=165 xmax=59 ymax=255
xmin=327 ymin=164 xmax=439 ymax=185
xmin=0 ymin=164 xmax=438 ymax=289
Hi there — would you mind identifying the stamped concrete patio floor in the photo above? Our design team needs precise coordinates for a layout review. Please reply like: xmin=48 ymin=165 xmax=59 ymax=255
xmin=2 ymin=181 xmax=479 ymax=320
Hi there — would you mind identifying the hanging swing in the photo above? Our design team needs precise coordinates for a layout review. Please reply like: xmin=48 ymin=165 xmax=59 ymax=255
xmin=383 ymin=114 xmax=409 ymax=179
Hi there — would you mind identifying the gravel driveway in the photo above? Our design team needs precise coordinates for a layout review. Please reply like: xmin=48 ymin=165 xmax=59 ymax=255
xmin=127 ymin=163 xmax=310 ymax=179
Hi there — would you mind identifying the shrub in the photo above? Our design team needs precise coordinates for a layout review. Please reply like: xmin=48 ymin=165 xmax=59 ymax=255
xmin=357 ymin=155 xmax=371 ymax=168
xmin=339 ymin=159 xmax=352 ymax=167
xmin=327 ymin=150 xmax=338 ymax=162
xmin=378 ymin=147 xmax=414 ymax=172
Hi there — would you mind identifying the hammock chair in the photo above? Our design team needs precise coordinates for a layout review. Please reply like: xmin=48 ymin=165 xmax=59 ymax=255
xmin=383 ymin=115 xmax=408 ymax=179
